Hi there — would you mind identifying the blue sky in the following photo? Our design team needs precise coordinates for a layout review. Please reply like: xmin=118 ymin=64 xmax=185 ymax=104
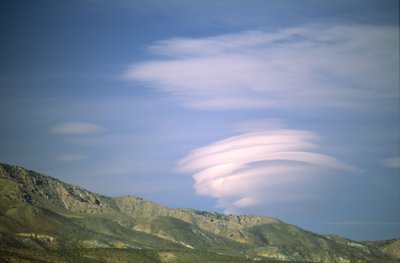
xmin=0 ymin=0 xmax=399 ymax=241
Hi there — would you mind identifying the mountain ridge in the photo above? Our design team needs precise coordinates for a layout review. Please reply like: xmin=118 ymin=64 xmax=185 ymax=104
xmin=0 ymin=163 xmax=398 ymax=262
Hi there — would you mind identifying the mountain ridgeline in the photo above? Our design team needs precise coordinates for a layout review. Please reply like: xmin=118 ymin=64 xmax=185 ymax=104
xmin=0 ymin=163 xmax=398 ymax=263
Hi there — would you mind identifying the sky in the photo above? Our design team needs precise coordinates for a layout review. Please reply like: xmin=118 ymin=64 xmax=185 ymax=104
xmin=0 ymin=0 xmax=399 ymax=241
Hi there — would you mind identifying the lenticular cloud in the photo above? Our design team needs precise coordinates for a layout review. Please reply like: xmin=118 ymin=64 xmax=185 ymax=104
xmin=125 ymin=25 xmax=398 ymax=111
xmin=177 ymin=130 xmax=357 ymax=213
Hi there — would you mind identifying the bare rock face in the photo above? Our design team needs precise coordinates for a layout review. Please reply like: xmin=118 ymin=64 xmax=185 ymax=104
xmin=0 ymin=163 xmax=398 ymax=263
xmin=0 ymin=164 xmax=114 ymax=214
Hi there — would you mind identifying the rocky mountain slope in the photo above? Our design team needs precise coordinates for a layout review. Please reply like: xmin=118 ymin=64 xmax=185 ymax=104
xmin=0 ymin=163 xmax=398 ymax=262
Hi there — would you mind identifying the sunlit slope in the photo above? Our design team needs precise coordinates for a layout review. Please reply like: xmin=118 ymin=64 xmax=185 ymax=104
xmin=0 ymin=163 xmax=398 ymax=262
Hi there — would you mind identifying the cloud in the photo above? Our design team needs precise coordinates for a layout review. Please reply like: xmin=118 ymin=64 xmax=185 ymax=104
xmin=322 ymin=221 xmax=400 ymax=226
xmin=50 ymin=122 xmax=104 ymax=135
xmin=382 ymin=156 xmax=400 ymax=169
xmin=124 ymin=25 xmax=399 ymax=111
xmin=177 ymin=129 xmax=358 ymax=214
xmin=55 ymin=154 xmax=88 ymax=162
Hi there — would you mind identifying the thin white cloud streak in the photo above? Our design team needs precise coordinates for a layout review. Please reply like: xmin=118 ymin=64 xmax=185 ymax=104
xmin=55 ymin=154 xmax=88 ymax=162
xmin=50 ymin=122 xmax=104 ymax=135
xmin=177 ymin=130 xmax=358 ymax=213
xmin=382 ymin=156 xmax=400 ymax=169
xmin=322 ymin=221 xmax=400 ymax=226
xmin=124 ymin=25 xmax=399 ymax=110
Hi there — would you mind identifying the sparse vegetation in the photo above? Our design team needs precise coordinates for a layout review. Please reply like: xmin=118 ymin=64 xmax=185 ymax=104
xmin=0 ymin=163 xmax=398 ymax=263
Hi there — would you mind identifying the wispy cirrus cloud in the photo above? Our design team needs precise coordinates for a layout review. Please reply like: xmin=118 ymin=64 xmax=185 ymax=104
xmin=382 ymin=156 xmax=400 ymax=169
xmin=124 ymin=25 xmax=399 ymax=111
xmin=177 ymin=129 xmax=358 ymax=214
xmin=55 ymin=154 xmax=88 ymax=162
xmin=50 ymin=121 xmax=104 ymax=135
xmin=322 ymin=221 xmax=400 ymax=226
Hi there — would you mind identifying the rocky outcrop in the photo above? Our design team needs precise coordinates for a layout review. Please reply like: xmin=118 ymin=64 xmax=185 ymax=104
xmin=0 ymin=163 xmax=397 ymax=262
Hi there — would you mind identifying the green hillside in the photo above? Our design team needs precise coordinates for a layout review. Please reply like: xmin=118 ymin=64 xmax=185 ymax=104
xmin=0 ymin=163 xmax=398 ymax=262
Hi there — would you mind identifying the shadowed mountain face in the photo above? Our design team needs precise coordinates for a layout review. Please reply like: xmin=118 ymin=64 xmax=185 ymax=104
xmin=0 ymin=163 xmax=398 ymax=263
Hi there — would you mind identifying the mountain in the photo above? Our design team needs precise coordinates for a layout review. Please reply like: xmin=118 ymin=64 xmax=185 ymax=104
xmin=0 ymin=163 xmax=398 ymax=263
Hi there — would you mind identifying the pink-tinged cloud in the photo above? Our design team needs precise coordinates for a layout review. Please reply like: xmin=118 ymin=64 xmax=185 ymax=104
xmin=177 ymin=130 xmax=358 ymax=214
xmin=124 ymin=25 xmax=398 ymax=111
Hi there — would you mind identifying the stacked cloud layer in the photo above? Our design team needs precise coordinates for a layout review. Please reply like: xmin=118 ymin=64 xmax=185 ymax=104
xmin=178 ymin=130 xmax=358 ymax=213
